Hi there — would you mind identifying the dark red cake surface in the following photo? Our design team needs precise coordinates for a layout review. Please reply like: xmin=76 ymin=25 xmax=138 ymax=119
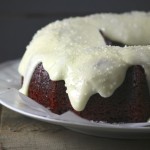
xmin=27 ymin=63 xmax=150 ymax=123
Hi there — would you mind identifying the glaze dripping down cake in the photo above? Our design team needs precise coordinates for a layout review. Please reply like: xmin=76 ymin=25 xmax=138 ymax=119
xmin=19 ymin=12 xmax=150 ymax=123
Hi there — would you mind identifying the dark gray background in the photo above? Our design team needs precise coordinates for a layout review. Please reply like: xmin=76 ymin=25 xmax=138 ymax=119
xmin=0 ymin=0 xmax=150 ymax=63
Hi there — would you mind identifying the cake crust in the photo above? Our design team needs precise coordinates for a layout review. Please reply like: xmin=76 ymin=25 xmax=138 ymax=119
xmin=28 ymin=63 xmax=150 ymax=123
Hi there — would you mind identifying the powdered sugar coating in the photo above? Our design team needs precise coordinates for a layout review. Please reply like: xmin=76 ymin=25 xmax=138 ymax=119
xmin=19 ymin=12 xmax=150 ymax=111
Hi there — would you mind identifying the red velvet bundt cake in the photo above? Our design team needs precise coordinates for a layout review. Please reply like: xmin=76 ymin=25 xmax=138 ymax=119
xmin=19 ymin=12 xmax=150 ymax=123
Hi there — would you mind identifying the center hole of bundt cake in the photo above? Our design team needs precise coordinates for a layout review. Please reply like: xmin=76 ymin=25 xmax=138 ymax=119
xmin=100 ymin=30 xmax=125 ymax=47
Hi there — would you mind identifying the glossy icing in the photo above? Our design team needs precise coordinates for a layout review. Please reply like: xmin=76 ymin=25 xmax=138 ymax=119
xmin=19 ymin=12 xmax=150 ymax=111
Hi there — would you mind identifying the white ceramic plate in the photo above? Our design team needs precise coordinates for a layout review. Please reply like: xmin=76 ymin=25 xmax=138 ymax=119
xmin=1 ymin=59 xmax=150 ymax=139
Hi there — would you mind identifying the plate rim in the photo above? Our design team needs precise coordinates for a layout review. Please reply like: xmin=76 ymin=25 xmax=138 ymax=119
xmin=1 ymin=59 xmax=150 ymax=138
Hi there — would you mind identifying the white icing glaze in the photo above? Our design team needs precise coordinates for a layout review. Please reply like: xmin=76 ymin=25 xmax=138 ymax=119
xmin=19 ymin=12 xmax=150 ymax=111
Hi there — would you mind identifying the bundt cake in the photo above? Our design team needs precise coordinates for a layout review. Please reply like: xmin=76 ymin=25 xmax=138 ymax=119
xmin=19 ymin=12 xmax=150 ymax=123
